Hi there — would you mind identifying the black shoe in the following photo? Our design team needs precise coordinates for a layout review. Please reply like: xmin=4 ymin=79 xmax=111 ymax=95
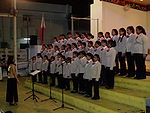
xmin=78 ymin=91 xmax=85 ymax=94
xmin=134 ymin=77 xmax=146 ymax=80
xmin=71 ymin=90 xmax=78 ymax=93
xmin=105 ymin=86 xmax=114 ymax=89
xmin=85 ymin=94 xmax=92 ymax=98
xmin=92 ymin=97 xmax=100 ymax=100
xmin=9 ymin=103 xmax=14 ymax=106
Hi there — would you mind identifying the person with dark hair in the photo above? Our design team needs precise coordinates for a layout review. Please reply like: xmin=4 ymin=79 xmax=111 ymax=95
xmin=49 ymin=56 xmax=56 ymax=86
xmin=81 ymin=42 xmax=87 ymax=52
xmin=87 ymin=33 xmax=94 ymax=41
xmin=41 ymin=44 xmax=48 ymax=58
xmin=59 ymin=34 xmax=67 ymax=47
xmin=67 ymin=32 xmax=76 ymax=44
xmin=105 ymin=32 xmax=112 ymax=41
xmin=6 ymin=56 xmax=19 ymax=105
xmin=71 ymin=51 xmax=79 ymax=93
xmin=65 ymin=44 xmax=72 ymax=58
xmin=117 ymin=28 xmax=127 ymax=76
xmin=71 ymin=43 xmax=78 ymax=53
xmin=30 ymin=56 xmax=37 ymax=82
xmin=81 ymin=32 xmax=88 ymax=42
xmin=126 ymin=26 xmax=136 ymax=77
xmin=84 ymin=53 xmax=93 ymax=98
xmin=47 ymin=44 xmax=54 ymax=59
xmin=132 ymin=26 xmax=148 ymax=79
xmin=91 ymin=54 xmax=101 ymax=100
xmin=105 ymin=40 xmax=117 ymax=89
xmin=42 ymin=55 xmax=49 ymax=84
xmin=87 ymin=41 xmax=94 ymax=54
xmin=55 ymin=53 xmax=63 ymax=88
xmin=57 ymin=55 xmax=66 ymax=88
xmin=37 ymin=53 xmax=43 ymax=83
xmin=63 ymin=57 xmax=72 ymax=90
xmin=60 ymin=45 xmax=66 ymax=56
xmin=98 ymin=32 xmax=105 ymax=42
xmin=111 ymin=29 xmax=118 ymax=42
xmin=74 ymin=32 xmax=81 ymax=42
xmin=94 ymin=41 xmax=101 ymax=55
xmin=53 ymin=45 xmax=60 ymax=57
xmin=111 ymin=29 xmax=119 ymax=74
xmin=99 ymin=40 xmax=108 ymax=86
xmin=77 ymin=51 xmax=87 ymax=94
xmin=53 ymin=37 xmax=59 ymax=47
xmin=77 ymin=40 xmax=83 ymax=52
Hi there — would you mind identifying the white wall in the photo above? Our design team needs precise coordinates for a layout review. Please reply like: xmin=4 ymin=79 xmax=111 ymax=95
xmin=90 ymin=0 xmax=103 ymax=39
xmin=147 ymin=11 xmax=150 ymax=48
xmin=91 ymin=1 xmax=150 ymax=46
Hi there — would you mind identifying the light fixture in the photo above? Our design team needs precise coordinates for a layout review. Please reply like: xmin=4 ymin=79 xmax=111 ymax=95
xmin=24 ymin=38 xmax=30 ymax=41
xmin=140 ymin=0 xmax=143 ymax=1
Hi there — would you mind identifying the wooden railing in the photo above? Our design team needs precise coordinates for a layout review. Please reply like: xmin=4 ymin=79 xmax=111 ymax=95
xmin=0 ymin=48 xmax=27 ymax=62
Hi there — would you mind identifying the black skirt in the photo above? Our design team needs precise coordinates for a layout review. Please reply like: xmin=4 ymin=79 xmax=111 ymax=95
xmin=6 ymin=78 xmax=18 ymax=103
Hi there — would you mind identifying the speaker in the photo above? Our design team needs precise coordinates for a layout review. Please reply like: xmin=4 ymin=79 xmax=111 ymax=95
xmin=30 ymin=35 xmax=37 ymax=45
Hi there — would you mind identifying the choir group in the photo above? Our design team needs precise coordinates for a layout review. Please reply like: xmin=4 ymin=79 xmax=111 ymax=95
xmin=30 ymin=25 xmax=148 ymax=100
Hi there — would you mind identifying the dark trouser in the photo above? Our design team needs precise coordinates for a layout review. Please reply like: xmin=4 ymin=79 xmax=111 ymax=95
xmin=57 ymin=74 xmax=63 ymax=88
xmin=92 ymin=79 xmax=100 ymax=98
xmin=43 ymin=71 xmax=48 ymax=84
xmin=85 ymin=79 xmax=92 ymax=96
xmin=50 ymin=73 xmax=55 ymax=86
xmin=63 ymin=78 xmax=70 ymax=90
xmin=6 ymin=78 xmax=18 ymax=103
xmin=114 ymin=55 xmax=119 ymax=74
xmin=126 ymin=52 xmax=135 ymax=77
xmin=100 ymin=65 xmax=106 ymax=85
xmin=133 ymin=54 xmax=146 ymax=79
xmin=78 ymin=73 xmax=84 ymax=92
xmin=71 ymin=73 xmax=78 ymax=92
xmin=105 ymin=67 xmax=115 ymax=89
xmin=38 ymin=71 xmax=42 ymax=83
xmin=118 ymin=52 xmax=127 ymax=75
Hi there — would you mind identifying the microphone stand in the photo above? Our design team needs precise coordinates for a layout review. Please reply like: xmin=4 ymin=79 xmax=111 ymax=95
xmin=41 ymin=61 xmax=57 ymax=103
xmin=53 ymin=63 xmax=73 ymax=111
xmin=24 ymin=73 xmax=39 ymax=102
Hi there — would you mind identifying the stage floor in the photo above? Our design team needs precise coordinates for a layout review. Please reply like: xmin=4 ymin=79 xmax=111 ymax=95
xmin=0 ymin=78 xmax=85 ymax=113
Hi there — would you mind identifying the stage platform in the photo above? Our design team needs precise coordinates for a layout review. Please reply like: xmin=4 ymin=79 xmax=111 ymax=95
xmin=24 ymin=76 xmax=150 ymax=113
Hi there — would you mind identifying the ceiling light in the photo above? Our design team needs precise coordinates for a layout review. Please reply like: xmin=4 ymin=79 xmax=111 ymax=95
xmin=140 ymin=0 xmax=143 ymax=1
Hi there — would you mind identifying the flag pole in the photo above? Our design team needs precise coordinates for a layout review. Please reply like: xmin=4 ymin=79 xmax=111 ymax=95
xmin=13 ymin=0 xmax=17 ymax=65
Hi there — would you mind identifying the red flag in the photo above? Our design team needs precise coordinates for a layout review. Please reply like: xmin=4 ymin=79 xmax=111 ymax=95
xmin=39 ymin=16 xmax=46 ymax=44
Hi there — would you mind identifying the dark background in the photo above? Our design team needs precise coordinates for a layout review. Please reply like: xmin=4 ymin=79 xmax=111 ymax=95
xmin=0 ymin=0 xmax=93 ymax=17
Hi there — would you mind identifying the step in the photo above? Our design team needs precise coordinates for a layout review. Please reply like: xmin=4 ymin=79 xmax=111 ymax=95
xmin=24 ymin=81 xmax=142 ymax=113
xmin=101 ymin=87 xmax=150 ymax=111
xmin=115 ymin=76 xmax=150 ymax=93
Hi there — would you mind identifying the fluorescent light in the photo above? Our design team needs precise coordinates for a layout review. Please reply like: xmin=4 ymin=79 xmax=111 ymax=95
xmin=24 ymin=38 xmax=30 ymax=41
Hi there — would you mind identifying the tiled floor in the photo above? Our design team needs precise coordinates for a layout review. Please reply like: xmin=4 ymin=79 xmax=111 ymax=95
xmin=0 ymin=78 xmax=85 ymax=113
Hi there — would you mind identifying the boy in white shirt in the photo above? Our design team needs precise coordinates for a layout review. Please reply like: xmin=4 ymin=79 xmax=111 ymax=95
xmin=36 ymin=53 xmax=43 ymax=83
xmin=91 ymin=54 xmax=101 ymax=100
xmin=30 ymin=56 xmax=37 ymax=82
xmin=42 ymin=55 xmax=49 ymax=84
xmin=71 ymin=51 xmax=79 ymax=93
xmin=49 ymin=56 xmax=56 ymax=86
xmin=105 ymin=40 xmax=117 ymax=89
xmin=99 ymin=40 xmax=108 ymax=86
xmin=87 ymin=41 xmax=94 ymax=54
xmin=78 ymin=51 xmax=87 ymax=94
xmin=63 ymin=57 xmax=72 ymax=90
xmin=126 ymin=26 xmax=136 ymax=77
xmin=84 ymin=53 xmax=93 ymax=97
